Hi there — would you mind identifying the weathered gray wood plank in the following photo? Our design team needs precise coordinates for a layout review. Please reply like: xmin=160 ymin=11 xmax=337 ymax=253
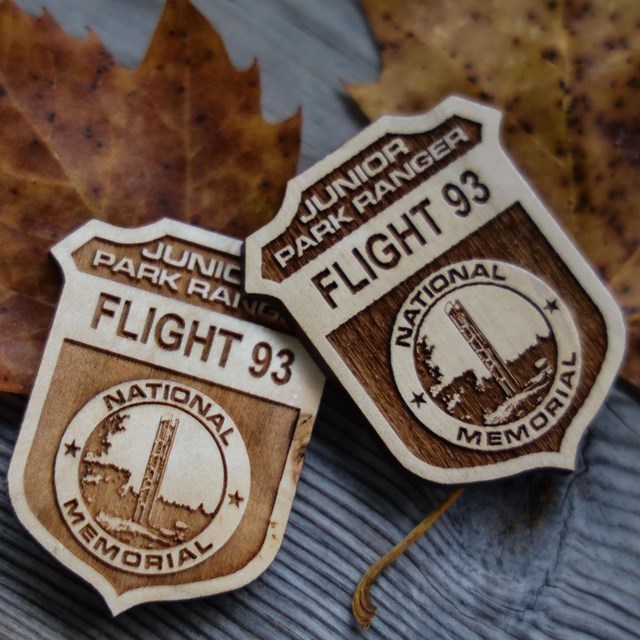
xmin=2 ymin=383 xmax=640 ymax=639
xmin=2 ymin=1 xmax=640 ymax=638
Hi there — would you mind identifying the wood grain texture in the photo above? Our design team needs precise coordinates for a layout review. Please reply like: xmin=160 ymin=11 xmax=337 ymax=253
xmin=2 ymin=383 xmax=640 ymax=638
xmin=2 ymin=0 xmax=640 ymax=637
xmin=23 ymin=342 xmax=296 ymax=588
xmin=7 ymin=219 xmax=324 ymax=613
xmin=329 ymin=204 xmax=608 ymax=468
xmin=245 ymin=95 xmax=624 ymax=482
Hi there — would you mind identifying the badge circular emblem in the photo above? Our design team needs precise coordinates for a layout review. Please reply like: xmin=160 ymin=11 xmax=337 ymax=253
xmin=55 ymin=379 xmax=250 ymax=575
xmin=391 ymin=260 xmax=582 ymax=451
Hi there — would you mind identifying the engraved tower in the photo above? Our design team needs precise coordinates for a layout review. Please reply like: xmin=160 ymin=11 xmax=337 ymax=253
xmin=133 ymin=414 xmax=179 ymax=527
xmin=445 ymin=300 xmax=519 ymax=397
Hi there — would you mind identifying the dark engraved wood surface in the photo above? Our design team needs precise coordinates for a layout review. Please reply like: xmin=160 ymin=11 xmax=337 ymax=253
xmin=24 ymin=341 xmax=298 ymax=591
xmin=1 ymin=1 xmax=639 ymax=638
xmin=245 ymin=94 xmax=622 ymax=481
xmin=328 ymin=204 xmax=607 ymax=467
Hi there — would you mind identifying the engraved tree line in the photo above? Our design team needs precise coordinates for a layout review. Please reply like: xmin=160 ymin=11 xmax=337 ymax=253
xmin=414 ymin=299 xmax=557 ymax=426
xmin=79 ymin=411 xmax=214 ymax=549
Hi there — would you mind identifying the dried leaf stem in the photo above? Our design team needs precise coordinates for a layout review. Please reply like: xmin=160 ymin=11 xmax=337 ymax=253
xmin=352 ymin=487 xmax=465 ymax=629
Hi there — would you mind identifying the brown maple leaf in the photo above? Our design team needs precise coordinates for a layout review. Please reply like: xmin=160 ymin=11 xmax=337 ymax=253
xmin=0 ymin=0 xmax=300 ymax=394
xmin=348 ymin=0 xmax=640 ymax=387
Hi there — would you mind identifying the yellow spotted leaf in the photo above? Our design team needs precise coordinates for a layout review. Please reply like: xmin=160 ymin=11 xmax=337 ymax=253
xmin=348 ymin=0 xmax=640 ymax=387
xmin=0 ymin=0 xmax=300 ymax=394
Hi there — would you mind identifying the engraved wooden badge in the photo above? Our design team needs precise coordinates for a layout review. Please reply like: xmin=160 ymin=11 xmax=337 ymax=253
xmin=244 ymin=96 xmax=625 ymax=484
xmin=9 ymin=219 xmax=324 ymax=613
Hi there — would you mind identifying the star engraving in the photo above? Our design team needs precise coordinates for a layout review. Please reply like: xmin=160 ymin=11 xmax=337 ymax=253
xmin=64 ymin=440 xmax=81 ymax=457
xmin=228 ymin=490 xmax=244 ymax=508
xmin=410 ymin=391 xmax=426 ymax=408
xmin=544 ymin=299 xmax=559 ymax=313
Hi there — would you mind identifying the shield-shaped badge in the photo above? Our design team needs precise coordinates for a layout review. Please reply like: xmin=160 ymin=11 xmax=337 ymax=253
xmin=244 ymin=96 xmax=624 ymax=484
xmin=9 ymin=219 xmax=324 ymax=613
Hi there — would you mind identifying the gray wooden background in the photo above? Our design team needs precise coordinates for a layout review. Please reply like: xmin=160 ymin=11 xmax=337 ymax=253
xmin=2 ymin=1 xmax=640 ymax=638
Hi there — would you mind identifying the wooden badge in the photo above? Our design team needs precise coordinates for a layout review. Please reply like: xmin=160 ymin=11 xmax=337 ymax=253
xmin=244 ymin=96 xmax=625 ymax=484
xmin=9 ymin=219 xmax=324 ymax=613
